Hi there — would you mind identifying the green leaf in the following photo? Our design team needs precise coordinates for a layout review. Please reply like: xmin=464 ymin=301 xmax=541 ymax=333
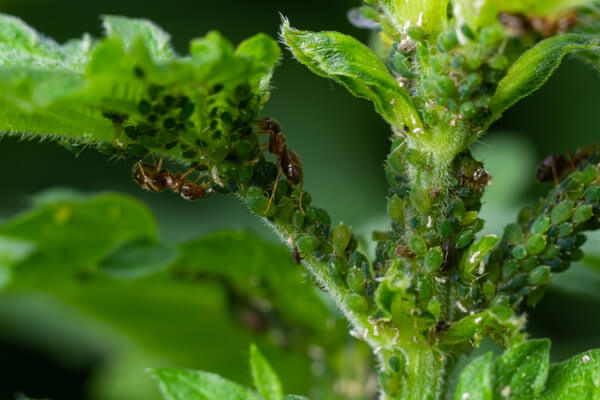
xmin=491 ymin=34 xmax=600 ymax=123
xmin=102 ymin=15 xmax=174 ymax=61
xmin=98 ymin=238 xmax=179 ymax=279
xmin=454 ymin=352 xmax=493 ymax=400
xmin=540 ymin=350 xmax=600 ymax=399
xmin=0 ymin=15 xmax=280 ymax=169
xmin=152 ymin=368 xmax=261 ymax=400
xmin=493 ymin=339 xmax=551 ymax=399
xmin=249 ymin=344 xmax=283 ymax=400
xmin=281 ymin=19 xmax=422 ymax=132
xmin=378 ymin=0 xmax=448 ymax=39
xmin=0 ymin=236 xmax=36 ymax=264
xmin=0 ymin=192 xmax=343 ymax=399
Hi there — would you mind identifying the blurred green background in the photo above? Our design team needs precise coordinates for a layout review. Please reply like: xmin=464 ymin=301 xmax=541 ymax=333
xmin=0 ymin=0 xmax=599 ymax=399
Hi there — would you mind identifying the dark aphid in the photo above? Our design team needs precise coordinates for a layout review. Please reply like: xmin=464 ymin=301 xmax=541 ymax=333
xmin=103 ymin=111 xmax=128 ymax=125
xmin=254 ymin=118 xmax=305 ymax=214
xmin=441 ymin=241 xmax=458 ymax=272
xmin=133 ymin=66 xmax=145 ymax=78
xmin=292 ymin=246 xmax=302 ymax=266
xmin=433 ymin=320 xmax=450 ymax=334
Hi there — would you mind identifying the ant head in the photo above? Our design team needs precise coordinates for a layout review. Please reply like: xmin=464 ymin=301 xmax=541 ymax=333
xmin=256 ymin=117 xmax=281 ymax=133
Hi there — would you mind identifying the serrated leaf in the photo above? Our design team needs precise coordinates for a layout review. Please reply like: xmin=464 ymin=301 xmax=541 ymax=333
xmin=152 ymin=368 xmax=261 ymax=400
xmin=281 ymin=19 xmax=422 ymax=132
xmin=540 ymin=350 xmax=600 ymax=399
xmin=493 ymin=339 xmax=551 ymax=399
xmin=454 ymin=352 xmax=493 ymax=400
xmin=250 ymin=344 xmax=283 ymax=400
xmin=491 ymin=34 xmax=600 ymax=123
xmin=98 ymin=238 xmax=179 ymax=279
xmin=102 ymin=15 xmax=174 ymax=61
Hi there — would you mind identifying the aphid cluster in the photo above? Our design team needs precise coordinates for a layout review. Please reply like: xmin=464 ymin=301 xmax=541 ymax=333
xmin=486 ymin=151 xmax=600 ymax=309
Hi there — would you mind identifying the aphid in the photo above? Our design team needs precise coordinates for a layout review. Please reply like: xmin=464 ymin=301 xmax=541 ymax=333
xmin=498 ymin=12 xmax=531 ymax=37
xmin=433 ymin=320 xmax=450 ymax=334
xmin=133 ymin=160 xmax=213 ymax=201
xmin=291 ymin=246 xmax=302 ymax=266
xmin=441 ymin=241 xmax=458 ymax=272
xmin=536 ymin=147 xmax=595 ymax=183
xmin=254 ymin=118 xmax=305 ymax=214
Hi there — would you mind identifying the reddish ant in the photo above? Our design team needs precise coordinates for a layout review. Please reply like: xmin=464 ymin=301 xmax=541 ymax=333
xmin=536 ymin=146 xmax=596 ymax=184
xmin=254 ymin=118 xmax=305 ymax=214
xmin=133 ymin=158 xmax=213 ymax=200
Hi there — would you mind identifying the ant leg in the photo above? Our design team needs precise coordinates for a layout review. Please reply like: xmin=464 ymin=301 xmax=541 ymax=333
xmin=180 ymin=165 xmax=198 ymax=180
xmin=137 ymin=161 xmax=160 ymax=192
xmin=157 ymin=157 xmax=163 ymax=172
xmin=244 ymin=145 xmax=269 ymax=166
xmin=265 ymin=166 xmax=281 ymax=215
xmin=567 ymin=151 xmax=576 ymax=170
xmin=552 ymin=164 xmax=559 ymax=186
xmin=297 ymin=180 xmax=305 ymax=215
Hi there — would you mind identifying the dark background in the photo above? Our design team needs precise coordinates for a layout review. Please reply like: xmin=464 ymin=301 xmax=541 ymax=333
xmin=0 ymin=0 xmax=599 ymax=399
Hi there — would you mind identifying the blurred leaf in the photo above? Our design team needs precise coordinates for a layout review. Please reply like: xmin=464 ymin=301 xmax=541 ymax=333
xmin=0 ymin=236 xmax=36 ymax=264
xmin=0 ymin=192 xmax=345 ymax=400
xmin=539 ymin=350 xmax=600 ymax=399
xmin=493 ymin=339 xmax=550 ymax=399
xmin=281 ymin=19 xmax=422 ymax=132
xmin=491 ymin=34 xmax=600 ymax=123
xmin=250 ymin=344 xmax=283 ymax=400
xmin=152 ymin=368 xmax=261 ymax=400
xmin=454 ymin=352 xmax=493 ymax=400
xmin=99 ymin=238 xmax=178 ymax=279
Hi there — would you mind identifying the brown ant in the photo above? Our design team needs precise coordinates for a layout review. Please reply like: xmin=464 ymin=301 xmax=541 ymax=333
xmin=133 ymin=158 xmax=213 ymax=201
xmin=291 ymin=246 xmax=303 ymax=266
xmin=254 ymin=118 xmax=305 ymax=214
xmin=536 ymin=146 xmax=596 ymax=184
xmin=499 ymin=10 xmax=578 ymax=38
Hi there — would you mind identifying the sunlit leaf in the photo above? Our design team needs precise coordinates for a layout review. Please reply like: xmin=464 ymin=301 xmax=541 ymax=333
xmin=250 ymin=344 xmax=283 ymax=400
xmin=454 ymin=352 xmax=493 ymax=400
xmin=539 ymin=350 xmax=600 ymax=399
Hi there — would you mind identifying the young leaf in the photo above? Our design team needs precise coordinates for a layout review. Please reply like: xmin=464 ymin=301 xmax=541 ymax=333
xmin=491 ymin=34 xmax=600 ymax=123
xmin=102 ymin=15 xmax=174 ymax=61
xmin=540 ymin=350 xmax=600 ymax=399
xmin=454 ymin=352 xmax=493 ymax=400
xmin=152 ymin=368 xmax=261 ymax=400
xmin=493 ymin=339 xmax=551 ymax=399
xmin=378 ymin=0 xmax=449 ymax=39
xmin=249 ymin=344 xmax=283 ymax=400
xmin=281 ymin=19 xmax=422 ymax=132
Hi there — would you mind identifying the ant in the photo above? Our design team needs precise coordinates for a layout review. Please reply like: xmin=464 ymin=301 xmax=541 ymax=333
xmin=254 ymin=118 xmax=305 ymax=214
xmin=133 ymin=158 xmax=213 ymax=201
xmin=536 ymin=146 xmax=596 ymax=184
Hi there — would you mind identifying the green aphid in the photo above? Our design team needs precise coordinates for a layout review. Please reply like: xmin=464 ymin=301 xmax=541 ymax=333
xmin=508 ymin=273 xmax=528 ymax=290
xmin=532 ymin=215 xmax=551 ymax=234
xmin=435 ymin=76 xmax=456 ymax=96
xmin=438 ymin=31 xmax=458 ymax=52
xmin=520 ymin=256 xmax=538 ymax=272
xmin=456 ymin=230 xmax=474 ymax=249
xmin=466 ymin=53 xmax=482 ymax=70
xmin=410 ymin=186 xmax=431 ymax=214
xmin=388 ymin=355 xmax=403 ymax=374
xmin=332 ymin=223 xmax=352 ymax=254
xmin=387 ymin=195 xmax=405 ymax=221
xmin=125 ymin=143 xmax=148 ymax=159
xmin=424 ymin=247 xmax=444 ymax=273
xmin=328 ymin=256 xmax=346 ymax=279
xmin=345 ymin=293 xmax=368 ymax=314
xmin=407 ymin=26 xmax=429 ymax=42
xmin=583 ymin=165 xmax=597 ymax=185
xmin=572 ymin=204 xmax=594 ymax=224
xmin=295 ymin=234 xmax=320 ymax=253
xmin=427 ymin=297 xmax=441 ymax=319
xmin=460 ymin=24 xmax=476 ymax=40
xmin=292 ymin=210 xmax=305 ymax=229
xmin=439 ymin=219 xmax=453 ymax=239
xmin=460 ymin=102 xmax=477 ymax=119
xmin=489 ymin=294 xmax=510 ymax=307
xmin=551 ymin=200 xmax=575 ymax=224
xmin=488 ymin=54 xmax=508 ymax=70
xmin=409 ymin=234 xmax=428 ymax=257
xmin=138 ymin=100 xmax=151 ymax=115
xmin=502 ymin=259 xmax=519 ymax=279
xmin=558 ymin=223 xmax=574 ymax=237
xmin=528 ymin=266 xmax=551 ymax=286
xmin=179 ymin=102 xmax=195 ymax=120
xmin=479 ymin=26 xmax=503 ymax=47
xmin=512 ymin=245 xmax=527 ymax=260
xmin=459 ymin=73 xmax=483 ymax=97
xmin=347 ymin=267 xmax=366 ymax=293
xmin=540 ymin=244 xmax=560 ymax=261
xmin=586 ymin=185 xmax=600 ymax=201
xmin=525 ymin=233 xmax=547 ymax=255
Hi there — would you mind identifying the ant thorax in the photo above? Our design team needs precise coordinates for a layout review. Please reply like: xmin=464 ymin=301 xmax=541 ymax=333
xmin=269 ymin=133 xmax=287 ymax=155
xmin=133 ymin=163 xmax=168 ymax=192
